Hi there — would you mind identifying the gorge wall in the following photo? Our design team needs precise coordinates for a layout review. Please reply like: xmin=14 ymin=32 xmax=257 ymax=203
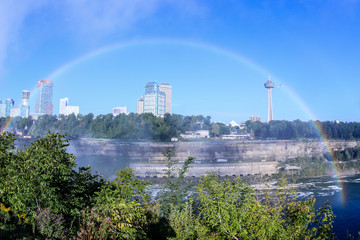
xmin=62 ymin=139 xmax=360 ymax=162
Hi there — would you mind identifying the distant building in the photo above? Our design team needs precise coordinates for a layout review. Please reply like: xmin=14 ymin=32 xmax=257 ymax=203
xmin=250 ymin=115 xmax=261 ymax=122
xmin=113 ymin=107 xmax=127 ymax=116
xmin=1 ymin=91 xmax=31 ymax=118
xmin=59 ymin=97 xmax=79 ymax=116
xmin=10 ymin=108 xmax=20 ymax=117
xmin=65 ymin=106 xmax=79 ymax=116
xmin=0 ymin=99 xmax=14 ymax=117
xmin=22 ymin=90 xmax=30 ymax=106
xmin=59 ymin=98 xmax=68 ymax=115
xmin=229 ymin=120 xmax=240 ymax=128
xmin=5 ymin=99 xmax=14 ymax=117
xmin=221 ymin=132 xmax=252 ymax=140
xmin=180 ymin=130 xmax=210 ymax=139
xmin=143 ymin=82 xmax=165 ymax=117
xmin=20 ymin=90 xmax=30 ymax=117
xmin=159 ymin=83 xmax=172 ymax=114
xmin=240 ymin=121 xmax=247 ymax=129
xmin=264 ymin=77 xmax=275 ymax=122
xmin=136 ymin=97 xmax=144 ymax=114
xmin=36 ymin=80 xmax=53 ymax=115
xmin=0 ymin=101 xmax=5 ymax=117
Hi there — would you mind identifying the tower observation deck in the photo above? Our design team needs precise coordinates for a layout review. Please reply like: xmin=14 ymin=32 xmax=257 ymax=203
xmin=264 ymin=78 xmax=275 ymax=122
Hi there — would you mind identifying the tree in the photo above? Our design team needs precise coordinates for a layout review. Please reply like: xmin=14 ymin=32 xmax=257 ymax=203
xmin=159 ymin=150 xmax=195 ymax=218
xmin=192 ymin=175 xmax=334 ymax=239
xmin=0 ymin=132 xmax=104 ymax=234
xmin=211 ymin=123 xmax=220 ymax=137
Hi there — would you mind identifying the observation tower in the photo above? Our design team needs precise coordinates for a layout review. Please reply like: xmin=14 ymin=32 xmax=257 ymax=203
xmin=264 ymin=77 xmax=275 ymax=122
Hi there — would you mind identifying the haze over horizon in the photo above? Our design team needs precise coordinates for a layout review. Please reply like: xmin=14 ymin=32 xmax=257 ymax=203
xmin=0 ymin=1 xmax=359 ymax=123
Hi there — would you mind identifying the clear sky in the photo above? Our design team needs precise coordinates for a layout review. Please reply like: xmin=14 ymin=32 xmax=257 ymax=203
xmin=0 ymin=0 xmax=359 ymax=123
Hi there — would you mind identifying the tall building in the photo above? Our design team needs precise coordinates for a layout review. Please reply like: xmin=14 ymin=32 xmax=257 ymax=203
xmin=113 ymin=107 xmax=127 ymax=116
xmin=136 ymin=97 xmax=144 ymax=114
xmin=0 ymin=99 xmax=15 ymax=117
xmin=20 ymin=90 xmax=30 ymax=117
xmin=143 ymin=82 xmax=165 ymax=116
xmin=5 ymin=98 xmax=14 ymax=117
xmin=36 ymin=80 xmax=53 ymax=115
xmin=22 ymin=90 xmax=30 ymax=106
xmin=59 ymin=97 xmax=79 ymax=116
xmin=159 ymin=83 xmax=172 ymax=114
xmin=0 ymin=100 xmax=5 ymax=117
xmin=264 ymin=77 xmax=275 ymax=122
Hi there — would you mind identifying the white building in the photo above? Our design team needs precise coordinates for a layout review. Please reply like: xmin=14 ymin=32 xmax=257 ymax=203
xmin=59 ymin=98 xmax=68 ymax=115
xmin=229 ymin=120 xmax=240 ymax=128
xmin=136 ymin=97 xmax=144 ymax=114
xmin=180 ymin=130 xmax=210 ymax=139
xmin=221 ymin=132 xmax=252 ymax=140
xmin=0 ymin=102 xmax=5 ymax=117
xmin=113 ymin=107 xmax=127 ymax=116
xmin=10 ymin=108 xmax=20 ymax=117
xmin=59 ymin=97 xmax=79 ymax=116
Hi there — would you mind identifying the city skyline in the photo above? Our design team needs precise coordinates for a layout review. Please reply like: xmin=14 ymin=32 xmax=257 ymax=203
xmin=0 ymin=1 xmax=359 ymax=123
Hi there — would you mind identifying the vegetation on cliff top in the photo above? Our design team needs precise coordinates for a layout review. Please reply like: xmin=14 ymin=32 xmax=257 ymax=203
xmin=3 ymin=113 xmax=360 ymax=141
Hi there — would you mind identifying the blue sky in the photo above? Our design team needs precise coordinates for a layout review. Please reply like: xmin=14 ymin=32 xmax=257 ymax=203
xmin=0 ymin=0 xmax=359 ymax=123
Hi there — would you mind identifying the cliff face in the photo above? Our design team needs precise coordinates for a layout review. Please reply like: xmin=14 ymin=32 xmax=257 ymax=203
xmin=60 ymin=139 xmax=360 ymax=162
xmin=15 ymin=139 xmax=360 ymax=178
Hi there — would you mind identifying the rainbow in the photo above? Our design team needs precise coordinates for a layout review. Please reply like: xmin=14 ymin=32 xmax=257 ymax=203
xmin=0 ymin=38 xmax=343 ymax=201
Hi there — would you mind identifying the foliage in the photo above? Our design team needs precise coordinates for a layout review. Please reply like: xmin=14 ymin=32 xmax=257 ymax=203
xmin=93 ymin=168 xmax=157 ymax=239
xmin=0 ymin=131 xmax=105 ymax=236
xmin=96 ymin=168 xmax=150 ymax=207
xmin=4 ymin=115 xmax=360 ymax=141
xmin=333 ymin=147 xmax=360 ymax=161
xmin=192 ymin=175 xmax=335 ymax=239
xmin=1 ymin=113 xmax=214 ymax=141
xmin=0 ymin=131 xmax=338 ymax=239
xmin=35 ymin=208 xmax=67 ymax=239
xmin=246 ymin=119 xmax=360 ymax=140
xmin=159 ymin=150 xmax=195 ymax=218
xmin=285 ymin=157 xmax=330 ymax=177
xmin=76 ymin=207 xmax=117 ymax=240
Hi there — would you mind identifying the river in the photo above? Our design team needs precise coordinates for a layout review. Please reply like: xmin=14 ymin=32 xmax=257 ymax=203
xmin=75 ymin=154 xmax=360 ymax=239
xmin=295 ymin=175 xmax=360 ymax=239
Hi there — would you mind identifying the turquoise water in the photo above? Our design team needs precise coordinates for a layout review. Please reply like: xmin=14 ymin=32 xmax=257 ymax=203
xmin=296 ymin=175 xmax=360 ymax=239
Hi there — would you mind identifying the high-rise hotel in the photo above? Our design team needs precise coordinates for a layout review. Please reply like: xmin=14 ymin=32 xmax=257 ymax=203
xmin=138 ymin=82 xmax=172 ymax=116
xmin=159 ymin=83 xmax=172 ymax=114
xmin=35 ymin=80 xmax=53 ymax=115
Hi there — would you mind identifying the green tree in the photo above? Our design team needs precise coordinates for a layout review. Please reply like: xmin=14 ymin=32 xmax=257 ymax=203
xmin=0 ymin=132 xmax=104 ymax=234
xmin=211 ymin=123 xmax=220 ymax=137
xmin=159 ymin=150 xmax=195 ymax=218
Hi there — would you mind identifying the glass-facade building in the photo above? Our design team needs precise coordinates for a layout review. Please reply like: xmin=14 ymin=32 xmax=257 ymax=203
xmin=143 ymin=82 xmax=165 ymax=116
xmin=0 ymin=100 xmax=6 ymax=117
xmin=0 ymin=99 xmax=14 ymax=117
xmin=5 ymin=99 xmax=14 ymax=117
xmin=35 ymin=80 xmax=53 ymax=115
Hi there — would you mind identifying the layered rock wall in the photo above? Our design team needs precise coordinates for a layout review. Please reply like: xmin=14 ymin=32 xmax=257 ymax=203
xmin=62 ymin=139 xmax=360 ymax=162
